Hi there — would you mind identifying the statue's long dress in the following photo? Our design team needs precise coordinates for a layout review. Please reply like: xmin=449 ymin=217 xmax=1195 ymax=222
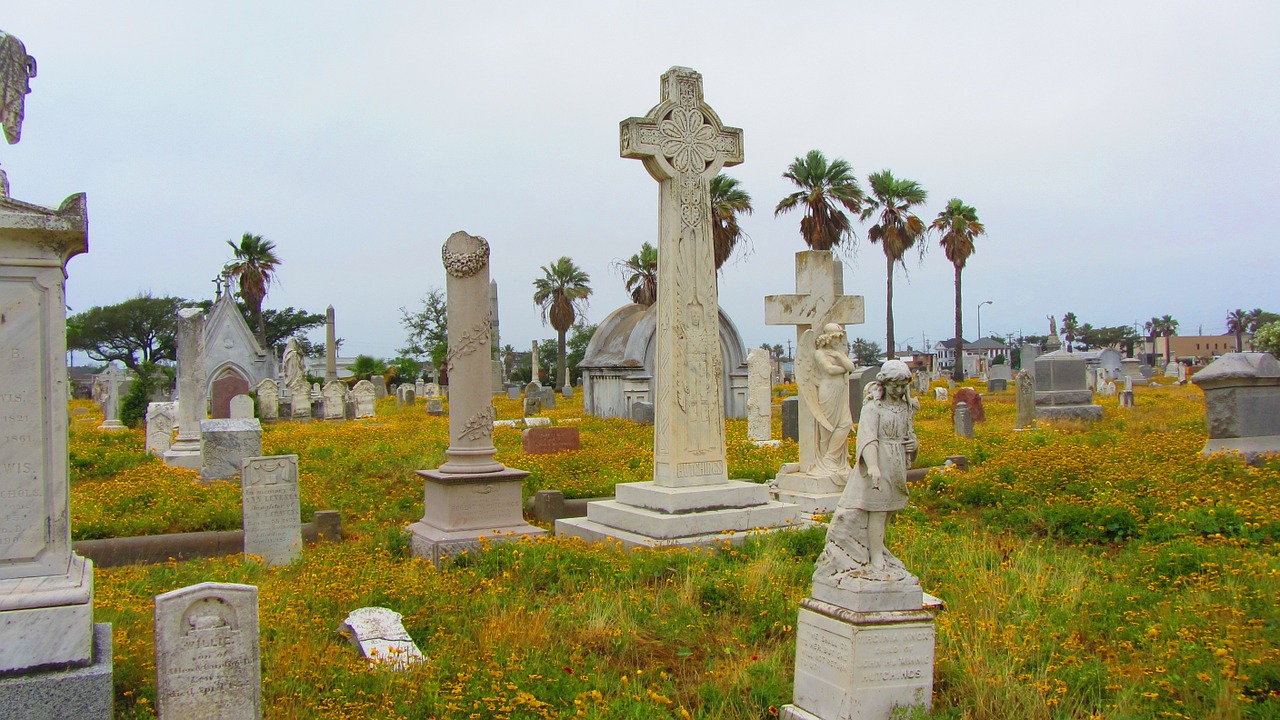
xmin=813 ymin=396 xmax=917 ymax=581
xmin=811 ymin=349 xmax=853 ymax=482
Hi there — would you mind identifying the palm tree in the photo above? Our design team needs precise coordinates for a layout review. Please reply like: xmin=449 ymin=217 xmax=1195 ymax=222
xmin=775 ymin=149 xmax=868 ymax=251
xmin=532 ymin=257 xmax=592 ymax=392
xmin=710 ymin=173 xmax=753 ymax=270
xmin=613 ymin=242 xmax=658 ymax=306
xmin=1227 ymin=309 xmax=1249 ymax=352
xmin=931 ymin=199 xmax=986 ymax=381
xmin=1062 ymin=312 xmax=1081 ymax=352
xmin=866 ymin=170 xmax=928 ymax=359
xmin=224 ymin=233 xmax=281 ymax=348
xmin=1144 ymin=315 xmax=1179 ymax=364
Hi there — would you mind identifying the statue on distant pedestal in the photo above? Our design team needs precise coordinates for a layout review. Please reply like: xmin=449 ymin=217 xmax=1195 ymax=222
xmin=812 ymin=359 xmax=919 ymax=586
xmin=282 ymin=337 xmax=308 ymax=395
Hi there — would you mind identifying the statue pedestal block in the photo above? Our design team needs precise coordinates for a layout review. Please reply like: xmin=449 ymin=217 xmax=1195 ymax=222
xmin=0 ymin=623 xmax=113 ymax=720
xmin=407 ymin=468 xmax=546 ymax=566
xmin=771 ymin=463 xmax=843 ymax=514
xmin=781 ymin=596 xmax=941 ymax=720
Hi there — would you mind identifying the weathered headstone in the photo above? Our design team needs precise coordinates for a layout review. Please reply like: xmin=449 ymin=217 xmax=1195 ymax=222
xmin=426 ymin=397 xmax=444 ymax=415
xmin=415 ymin=379 xmax=426 ymax=398
xmin=210 ymin=372 xmax=250 ymax=420
xmin=1120 ymin=357 xmax=1148 ymax=386
xmin=507 ymin=386 xmax=520 ymax=400
xmin=1119 ymin=390 xmax=1135 ymax=408
xmin=530 ymin=341 xmax=540 ymax=385
xmin=523 ymin=416 xmax=552 ymax=427
xmin=522 ymin=426 xmax=581 ymax=454
xmin=230 ymin=393 xmax=255 ymax=419
xmin=631 ymin=400 xmax=654 ymax=425
xmin=199 ymin=418 xmax=263 ymax=481
xmin=562 ymin=384 xmax=574 ymax=398
xmin=951 ymin=387 xmax=985 ymax=422
xmin=781 ymin=395 xmax=799 ymax=441
xmin=370 ymin=375 xmax=387 ymax=399
xmin=988 ymin=378 xmax=1008 ymax=393
xmin=0 ymin=58 xmax=107 ymax=705
xmin=164 ymin=308 xmax=207 ymax=468
xmin=490 ymin=280 xmax=505 ymax=394
xmin=746 ymin=347 xmax=772 ymax=442
xmin=338 ymin=607 xmax=426 ymax=670
xmin=255 ymin=378 xmax=278 ymax=420
xmin=954 ymin=401 xmax=974 ymax=438
xmin=1034 ymin=350 xmax=1103 ymax=422
xmin=96 ymin=363 xmax=127 ymax=430
xmin=423 ymin=382 xmax=441 ymax=399
xmin=988 ymin=364 xmax=1013 ymax=383
xmin=1015 ymin=370 xmax=1035 ymax=429
xmin=352 ymin=380 xmax=376 ymax=418
xmin=154 ymin=582 xmax=261 ymax=719
xmin=1099 ymin=380 xmax=1117 ymax=397
xmin=407 ymin=231 xmax=546 ymax=564
xmin=322 ymin=380 xmax=345 ymax=420
xmin=1193 ymin=352 xmax=1280 ymax=464
xmin=933 ymin=386 xmax=948 ymax=401
xmin=538 ymin=386 xmax=557 ymax=410
xmin=558 ymin=66 xmax=795 ymax=547
xmin=1019 ymin=345 xmax=1040 ymax=378
xmin=396 ymin=385 xmax=415 ymax=407
xmin=146 ymin=401 xmax=178 ymax=456
xmin=523 ymin=395 xmax=543 ymax=416
xmin=241 ymin=455 xmax=301 ymax=566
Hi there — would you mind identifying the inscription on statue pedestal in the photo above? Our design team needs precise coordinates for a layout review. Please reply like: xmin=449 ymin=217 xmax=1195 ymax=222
xmin=0 ymin=278 xmax=49 ymax=573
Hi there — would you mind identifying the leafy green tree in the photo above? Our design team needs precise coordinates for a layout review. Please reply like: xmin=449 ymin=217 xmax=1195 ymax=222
xmin=387 ymin=357 xmax=423 ymax=384
xmin=67 ymin=294 xmax=185 ymax=370
xmin=866 ymin=170 xmax=928 ymax=358
xmin=532 ymin=257 xmax=592 ymax=391
xmin=931 ymin=199 xmax=986 ymax=381
xmin=1246 ymin=308 xmax=1280 ymax=333
xmin=119 ymin=361 xmax=171 ymax=428
xmin=851 ymin=338 xmax=883 ymax=366
xmin=223 ymin=233 xmax=281 ymax=348
xmin=566 ymin=322 xmax=597 ymax=385
xmin=1252 ymin=321 xmax=1280 ymax=357
xmin=399 ymin=288 xmax=448 ymax=372
xmin=710 ymin=173 xmax=753 ymax=270
xmin=775 ymin=149 xmax=867 ymax=251
xmin=614 ymin=242 xmax=658 ymax=306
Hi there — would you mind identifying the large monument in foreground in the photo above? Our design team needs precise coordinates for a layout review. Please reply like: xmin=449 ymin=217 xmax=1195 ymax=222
xmin=557 ymin=66 xmax=795 ymax=547
xmin=407 ymin=232 xmax=545 ymax=564
xmin=0 ymin=30 xmax=112 ymax=718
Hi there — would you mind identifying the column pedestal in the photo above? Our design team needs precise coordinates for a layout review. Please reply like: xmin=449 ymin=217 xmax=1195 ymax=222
xmin=407 ymin=468 xmax=546 ymax=566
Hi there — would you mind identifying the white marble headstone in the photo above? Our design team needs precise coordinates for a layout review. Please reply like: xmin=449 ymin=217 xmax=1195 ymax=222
xmin=255 ymin=378 xmax=278 ymax=420
xmin=338 ymin=607 xmax=426 ymax=670
xmin=352 ymin=380 xmax=376 ymax=418
xmin=145 ymin=401 xmax=177 ymax=456
xmin=154 ymin=582 xmax=261 ymax=719
xmin=230 ymin=393 xmax=255 ymax=419
xmin=241 ymin=455 xmax=302 ymax=566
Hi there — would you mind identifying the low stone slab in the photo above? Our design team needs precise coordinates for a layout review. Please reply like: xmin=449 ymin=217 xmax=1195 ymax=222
xmin=199 ymin=419 xmax=263 ymax=481
xmin=523 ymin=417 xmax=552 ymax=427
xmin=155 ymin=582 xmax=260 ymax=719
xmin=338 ymin=607 xmax=427 ymax=671
xmin=521 ymin=427 xmax=580 ymax=454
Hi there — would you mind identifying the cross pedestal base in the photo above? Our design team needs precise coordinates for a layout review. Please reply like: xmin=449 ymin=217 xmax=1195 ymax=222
xmin=771 ymin=463 xmax=844 ymax=514
xmin=407 ymin=468 xmax=546 ymax=566
xmin=555 ymin=480 xmax=801 ymax=548
xmin=781 ymin=596 xmax=941 ymax=720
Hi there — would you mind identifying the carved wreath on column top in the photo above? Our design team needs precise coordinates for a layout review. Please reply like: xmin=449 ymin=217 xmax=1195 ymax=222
xmin=442 ymin=236 xmax=490 ymax=278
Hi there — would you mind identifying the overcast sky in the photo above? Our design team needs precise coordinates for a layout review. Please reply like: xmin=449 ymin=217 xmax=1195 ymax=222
xmin=6 ymin=2 xmax=1278 ymax=362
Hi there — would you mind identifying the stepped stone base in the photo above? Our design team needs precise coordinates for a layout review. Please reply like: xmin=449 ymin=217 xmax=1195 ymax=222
xmin=1035 ymin=404 xmax=1103 ymax=422
xmin=0 ymin=623 xmax=113 ymax=720
xmin=556 ymin=479 xmax=800 ymax=549
xmin=772 ymin=464 xmax=844 ymax=514
xmin=407 ymin=466 xmax=547 ymax=565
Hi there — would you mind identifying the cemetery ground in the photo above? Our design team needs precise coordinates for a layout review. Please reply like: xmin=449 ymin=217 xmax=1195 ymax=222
xmin=69 ymin=384 xmax=1278 ymax=720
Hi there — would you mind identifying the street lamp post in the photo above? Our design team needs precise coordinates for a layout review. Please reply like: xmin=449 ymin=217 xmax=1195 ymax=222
xmin=977 ymin=300 xmax=993 ymax=340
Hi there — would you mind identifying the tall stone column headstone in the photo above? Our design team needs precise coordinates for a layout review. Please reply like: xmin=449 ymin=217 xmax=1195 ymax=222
xmin=746 ymin=348 xmax=773 ymax=443
xmin=530 ymin=340 xmax=539 ymax=385
xmin=0 ymin=30 xmax=112 ymax=715
xmin=490 ymin=280 xmax=504 ymax=394
xmin=164 ymin=307 xmax=207 ymax=468
xmin=324 ymin=304 xmax=337 ymax=383
xmin=408 ymin=232 xmax=546 ymax=565
xmin=764 ymin=252 xmax=865 ymax=513
xmin=1015 ymin=370 xmax=1035 ymax=429
xmin=96 ymin=363 xmax=127 ymax=430
xmin=557 ymin=66 xmax=795 ymax=547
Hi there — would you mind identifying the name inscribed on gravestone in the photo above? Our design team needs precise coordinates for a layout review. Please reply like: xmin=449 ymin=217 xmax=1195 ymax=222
xmin=242 ymin=455 xmax=302 ymax=566
xmin=852 ymin=626 xmax=935 ymax=685
xmin=155 ymin=582 xmax=262 ymax=719
xmin=0 ymin=278 xmax=46 ymax=564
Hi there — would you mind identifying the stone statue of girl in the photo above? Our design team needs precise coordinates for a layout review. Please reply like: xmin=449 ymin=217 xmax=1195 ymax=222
xmin=812 ymin=359 xmax=921 ymax=597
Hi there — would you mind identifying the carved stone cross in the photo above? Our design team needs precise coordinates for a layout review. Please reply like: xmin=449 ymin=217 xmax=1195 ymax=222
xmin=621 ymin=66 xmax=743 ymax=488
xmin=765 ymin=252 xmax=864 ymax=474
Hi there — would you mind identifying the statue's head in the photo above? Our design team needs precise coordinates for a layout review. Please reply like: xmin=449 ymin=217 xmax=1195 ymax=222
xmin=0 ymin=32 xmax=36 ymax=145
xmin=878 ymin=359 xmax=912 ymax=383
xmin=816 ymin=323 xmax=845 ymax=348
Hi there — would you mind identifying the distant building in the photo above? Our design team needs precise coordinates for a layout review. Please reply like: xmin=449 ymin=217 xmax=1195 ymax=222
xmin=935 ymin=337 xmax=1009 ymax=373
xmin=1144 ymin=334 xmax=1252 ymax=365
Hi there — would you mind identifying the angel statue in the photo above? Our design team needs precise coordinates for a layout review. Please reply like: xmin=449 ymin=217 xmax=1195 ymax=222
xmin=0 ymin=31 xmax=37 ymax=196
xmin=796 ymin=323 xmax=857 ymax=486
xmin=810 ymin=359 xmax=923 ymax=606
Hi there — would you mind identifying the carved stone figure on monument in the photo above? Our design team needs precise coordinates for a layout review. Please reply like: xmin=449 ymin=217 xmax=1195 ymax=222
xmin=799 ymin=323 xmax=856 ymax=485
xmin=811 ymin=360 xmax=922 ymax=607
xmin=0 ymin=31 xmax=36 ymax=195
xmin=282 ymin=337 xmax=309 ymax=417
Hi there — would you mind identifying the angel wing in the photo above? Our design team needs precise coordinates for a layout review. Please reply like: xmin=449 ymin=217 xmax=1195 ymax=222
xmin=796 ymin=328 xmax=834 ymax=433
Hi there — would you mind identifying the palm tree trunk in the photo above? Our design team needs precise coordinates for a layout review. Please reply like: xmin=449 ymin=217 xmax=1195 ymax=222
xmin=885 ymin=252 xmax=896 ymax=360
xmin=557 ymin=330 xmax=568 ymax=392
xmin=953 ymin=264 xmax=965 ymax=382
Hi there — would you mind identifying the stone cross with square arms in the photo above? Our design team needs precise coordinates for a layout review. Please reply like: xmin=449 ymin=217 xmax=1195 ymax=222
xmin=620 ymin=66 xmax=743 ymax=488
xmin=765 ymin=252 xmax=864 ymax=473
